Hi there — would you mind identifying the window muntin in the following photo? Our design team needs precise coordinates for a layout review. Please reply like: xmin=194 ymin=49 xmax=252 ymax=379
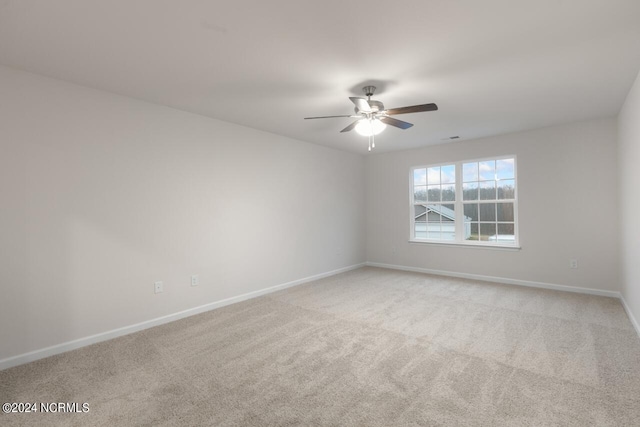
xmin=411 ymin=157 xmax=517 ymax=246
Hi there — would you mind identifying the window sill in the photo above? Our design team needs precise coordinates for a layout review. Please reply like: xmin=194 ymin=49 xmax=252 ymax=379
xmin=408 ymin=239 xmax=521 ymax=251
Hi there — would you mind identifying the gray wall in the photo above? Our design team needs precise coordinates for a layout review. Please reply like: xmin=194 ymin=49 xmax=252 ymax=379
xmin=366 ymin=118 xmax=619 ymax=292
xmin=0 ymin=65 xmax=366 ymax=361
xmin=618 ymin=69 xmax=640 ymax=330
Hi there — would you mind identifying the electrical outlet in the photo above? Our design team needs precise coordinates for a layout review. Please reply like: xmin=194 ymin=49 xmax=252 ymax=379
xmin=191 ymin=274 xmax=199 ymax=287
xmin=570 ymin=259 xmax=578 ymax=269
xmin=154 ymin=281 xmax=163 ymax=293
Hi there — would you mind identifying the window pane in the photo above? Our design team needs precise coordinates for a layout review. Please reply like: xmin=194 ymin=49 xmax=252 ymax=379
xmin=497 ymin=223 xmax=515 ymax=240
xmin=426 ymin=207 xmax=438 ymax=223
xmin=479 ymin=181 xmax=496 ymax=200
xmin=427 ymin=222 xmax=441 ymax=239
xmin=414 ymin=205 xmax=427 ymax=222
xmin=497 ymin=203 xmax=514 ymax=222
xmin=441 ymin=204 xmax=455 ymax=221
xmin=413 ymin=168 xmax=427 ymax=186
xmin=479 ymin=203 xmax=496 ymax=221
xmin=496 ymin=159 xmax=514 ymax=180
xmin=441 ymin=204 xmax=456 ymax=241
xmin=441 ymin=165 xmax=455 ymax=184
xmin=426 ymin=204 xmax=455 ymax=223
xmin=427 ymin=185 xmax=441 ymax=202
xmin=463 ymin=182 xmax=478 ymax=200
xmin=414 ymin=186 xmax=427 ymax=202
xmin=441 ymin=231 xmax=455 ymax=241
xmin=423 ymin=204 xmax=455 ymax=241
xmin=466 ymin=222 xmax=479 ymax=240
xmin=497 ymin=179 xmax=515 ymax=199
xmin=480 ymin=223 xmax=496 ymax=241
xmin=427 ymin=167 xmax=440 ymax=185
xmin=463 ymin=162 xmax=478 ymax=182
xmin=440 ymin=204 xmax=456 ymax=240
xmin=461 ymin=221 xmax=471 ymax=240
xmin=463 ymin=203 xmax=478 ymax=221
xmin=479 ymin=160 xmax=496 ymax=181
xmin=441 ymin=184 xmax=455 ymax=201
xmin=414 ymin=223 xmax=427 ymax=239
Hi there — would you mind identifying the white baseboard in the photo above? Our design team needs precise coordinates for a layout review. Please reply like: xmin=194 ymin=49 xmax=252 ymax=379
xmin=620 ymin=295 xmax=640 ymax=337
xmin=0 ymin=263 xmax=365 ymax=371
xmin=365 ymin=262 xmax=621 ymax=298
xmin=370 ymin=261 xmax=639 ymax=337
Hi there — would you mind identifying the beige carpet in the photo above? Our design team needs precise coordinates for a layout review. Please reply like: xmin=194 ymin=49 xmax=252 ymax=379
xmin=2 ymin=267 xmax=640 ymax=426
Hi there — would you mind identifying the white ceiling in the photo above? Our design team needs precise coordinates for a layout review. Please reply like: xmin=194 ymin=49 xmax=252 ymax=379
xmin=1 ymin=0 xmax=639 ymax=154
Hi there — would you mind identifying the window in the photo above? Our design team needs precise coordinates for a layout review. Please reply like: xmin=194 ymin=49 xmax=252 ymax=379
xmin=410 ymin=157 xmax=518 ymax=247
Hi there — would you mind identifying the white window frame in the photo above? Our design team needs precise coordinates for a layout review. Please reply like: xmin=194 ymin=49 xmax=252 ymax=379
xmin=409 ymin=155 xmax=519 ymax=249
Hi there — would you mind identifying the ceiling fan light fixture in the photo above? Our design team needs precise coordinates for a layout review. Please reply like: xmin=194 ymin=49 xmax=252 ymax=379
xmin=304 ymin=85 xmax=437 ymax=150
xmin=355 ymin=118 xmax=386 ymax=136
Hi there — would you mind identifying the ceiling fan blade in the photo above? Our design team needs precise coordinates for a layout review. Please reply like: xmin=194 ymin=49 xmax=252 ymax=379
xmin=349 ymin=97 xmax=372 ymax=113
xmin=340 ymin=120 xmax=361 ymax=133
xmin=379 ymin=116 xmax=413 ymax=129
xmin=386 ymin=103 xmax=438 ymax=115
xmin=304 ymin=114 xmax=354 ymax=119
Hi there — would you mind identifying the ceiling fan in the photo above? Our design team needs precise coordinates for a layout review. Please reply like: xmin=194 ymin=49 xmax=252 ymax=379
xmin=304 ymin=86 xmax=438 ymax=150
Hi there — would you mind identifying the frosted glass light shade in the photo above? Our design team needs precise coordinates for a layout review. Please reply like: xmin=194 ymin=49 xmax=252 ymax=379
xmin=355 ymin=119 xmax=386 ymax=136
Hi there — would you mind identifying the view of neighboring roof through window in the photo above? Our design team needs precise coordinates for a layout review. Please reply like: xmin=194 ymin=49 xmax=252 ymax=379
xmin=410 ymin=157 xmax=518 ymax=247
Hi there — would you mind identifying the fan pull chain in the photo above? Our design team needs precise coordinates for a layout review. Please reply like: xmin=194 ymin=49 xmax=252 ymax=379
xmin=367 ymin=118 xmax=376 ymax=151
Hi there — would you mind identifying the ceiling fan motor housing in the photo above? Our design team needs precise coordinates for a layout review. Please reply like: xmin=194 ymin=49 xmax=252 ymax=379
xmin=355 ymin=100 xmax=384 ymax=114
xmin=354 ymin=85 xmax=384 ymax=113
